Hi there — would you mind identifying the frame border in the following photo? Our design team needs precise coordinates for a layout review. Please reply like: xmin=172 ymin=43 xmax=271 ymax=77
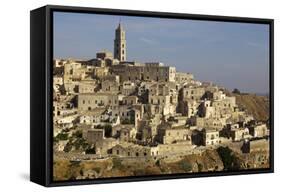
xmin=30 ymin=4 xmax=274 ymax=187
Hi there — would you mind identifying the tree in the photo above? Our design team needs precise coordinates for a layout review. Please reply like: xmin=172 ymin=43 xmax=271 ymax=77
xmin=56 ymin=133 xmax=68 ymax=140
xmin=232 ymin=88 xmax=241 ymax=94
xmin=85 ymin=147 xmax=95 ymax=154
xmin=95 ymin=124 xmax=112 ymax=137
xmin=217 ymin=146 xmax=239 ymax=170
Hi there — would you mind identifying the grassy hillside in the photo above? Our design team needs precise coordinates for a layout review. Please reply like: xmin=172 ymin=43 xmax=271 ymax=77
xmin=231 ymin=93 xmax=269 ymax=122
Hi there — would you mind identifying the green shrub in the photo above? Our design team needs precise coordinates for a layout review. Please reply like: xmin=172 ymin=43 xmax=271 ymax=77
xmin=56 ymin=133 xmax=69 ymax=140
xmin=73 ymin=130 xmax=82 ymax=138
xmin=85 ymin=147 xmax=95 ymax=154
xmin=95 ymin=124 xmax=112 ymax=137
xmin=217 ymin=146 xmax=239 ymax=170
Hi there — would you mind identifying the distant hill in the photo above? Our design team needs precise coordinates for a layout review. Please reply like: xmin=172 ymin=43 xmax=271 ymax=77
xmin=231 ymin=93 xmax=270 ymax=122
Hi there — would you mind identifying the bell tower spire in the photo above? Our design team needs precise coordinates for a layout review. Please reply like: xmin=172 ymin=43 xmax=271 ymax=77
xmin=114 ymin=22 xmax=126 ymax=61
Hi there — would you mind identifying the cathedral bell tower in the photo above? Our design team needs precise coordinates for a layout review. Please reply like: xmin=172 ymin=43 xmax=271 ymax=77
xmin=114 ymin=23 xmax=126 ymax=62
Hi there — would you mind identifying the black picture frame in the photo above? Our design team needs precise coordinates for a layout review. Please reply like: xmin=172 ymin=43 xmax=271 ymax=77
xmin=30 ymin=5 xmax=274 ymax=187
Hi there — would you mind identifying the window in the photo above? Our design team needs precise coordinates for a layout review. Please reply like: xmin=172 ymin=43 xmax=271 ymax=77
xmin=136 ymin=152 xmax=139 ymax=157
xmin=116 ymin=150 xmax=119 ymax=155
xmin=144 ymin=152 xmax=147 ymax=156
xmin=83 ymin=100 xmax=85 ymax=104
xmin=128 ymin=152 xmax=130 ymax=156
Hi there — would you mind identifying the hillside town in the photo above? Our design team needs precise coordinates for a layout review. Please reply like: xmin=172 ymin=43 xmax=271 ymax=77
xmin=53 ymin=23 xmax=270 ymax=180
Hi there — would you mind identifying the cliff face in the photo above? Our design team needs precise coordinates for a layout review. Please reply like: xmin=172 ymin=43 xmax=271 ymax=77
xmin=53 ymin=146 xmax=270 ymax=181
xmin=53 ymin=150 xmax=225 ymax=181
xmin=231 ymin=93 xmax=269 ymax=122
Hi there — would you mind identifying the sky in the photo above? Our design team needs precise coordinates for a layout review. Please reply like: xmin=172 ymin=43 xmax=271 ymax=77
xmin=53 ymin=12 xmax=270 ymax=94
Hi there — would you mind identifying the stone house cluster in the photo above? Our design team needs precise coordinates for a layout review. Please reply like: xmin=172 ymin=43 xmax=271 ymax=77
xmin=53 ymin=22 xmax=270 ymax=160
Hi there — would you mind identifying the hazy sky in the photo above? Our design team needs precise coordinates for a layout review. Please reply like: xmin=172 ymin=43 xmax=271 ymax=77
xmin=54 ymin=12 xmax=270 ymax=94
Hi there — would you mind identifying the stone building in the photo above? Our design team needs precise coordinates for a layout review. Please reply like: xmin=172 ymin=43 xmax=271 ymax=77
xmin=175 ymin=72 xmax=194 ymax=83
xmin=53 ymin=76 xmax=63 ymax=86
xmin=156 ymin=123 xmax=191 ymax=144
xmin=212 ymin=96 xmax=236 ymax=116
xmin=78 ymin=80 xmax=97 ymax=93
xmin=121 ymin=81 xmax=136 ymax=96
xmin=180 ymin=86 xmax=206 ymax=101
xmin=63 ymin=60 xmax=86 ymax=83
xmin=111 ymin=143 xmax=159 ymax=157
xmin=122 ymin=96 xmax=138 ymax=105
xmin=84 ymin=129 xmax=105 ymax=144
xmin=249 ymin=123 xmax=268 ymax=138
xmin=202 ymin=129 xmax=221 ymax=146
xmin=79 ymin=108 xmax=107 ymax=125
xmin=95 ymin=138 xmax=118 ymax=155
xmin=230 ymin=127 xmax=251 ymax=141
xmin=196 ymin=117 xmax=226 ymax=130
xmin=178 ymin=99 xmax=199 ymax=118
xmin=101 ymin=79 xmax=120 ymax=93
xmin=110 ymin=63 xmax=176 ymax=83
xmin=138 ymin=114 xmax=162 ymax=142
xmin=111 ymin=105 xmax=135 ymax=122
xmin=92 ymin=67 xmax=110 ymax=78
xmin=158 ymin=143 xmax=193 ymax=156
xmin=78 ymin=93 xmax=119 ymax=111
xmin=96 ymin=50 xmax=113 ymax=60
